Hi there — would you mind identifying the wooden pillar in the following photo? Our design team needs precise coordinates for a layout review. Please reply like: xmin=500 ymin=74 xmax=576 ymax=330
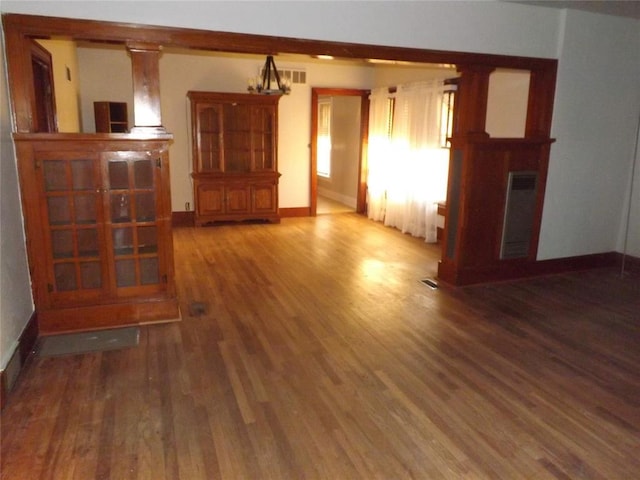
xmin=525 ymin=63 xmax=558 ymax=138
xmin=438 ymin=64 xmax=494 ymax=285
xmin=126 ymin=42 xmax=166 ymax=133
xmin=452 ymin=64 xmax=494 ymax=138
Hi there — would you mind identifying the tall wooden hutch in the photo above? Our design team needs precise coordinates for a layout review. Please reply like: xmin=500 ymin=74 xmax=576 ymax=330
xmin=188 ymin=91 xmax=281 ymax=226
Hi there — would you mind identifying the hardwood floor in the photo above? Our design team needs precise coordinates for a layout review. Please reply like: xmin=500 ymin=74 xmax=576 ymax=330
xmin=317 ymin=195 xmax=354 ymax=215
xmin=2 ymin=213 xmax=639 ymax=479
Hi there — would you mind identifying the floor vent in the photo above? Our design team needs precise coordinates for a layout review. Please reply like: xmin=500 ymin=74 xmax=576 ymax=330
xmin=420 ymin=278 xmax=438 ymax=289
xmin=189 ymin=301 xmax=208 ymax=316
xmin=37 ymin=327 xmax=139 ymax=357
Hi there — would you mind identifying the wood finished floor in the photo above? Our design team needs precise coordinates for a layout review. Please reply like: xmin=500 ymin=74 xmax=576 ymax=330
xmin=2 ymin=213 xmax=639 ymax=479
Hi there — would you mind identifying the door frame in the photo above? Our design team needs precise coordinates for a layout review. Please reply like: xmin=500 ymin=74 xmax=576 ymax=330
xmin=29 ymin=39 xmax=57 ymax=133
xmin=310 ymin=88 xmax=370 ymax=216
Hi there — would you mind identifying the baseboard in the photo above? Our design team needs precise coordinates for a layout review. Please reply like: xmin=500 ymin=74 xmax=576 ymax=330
xmin=172 ymin=211 xmax=195 ymax=227
xmin=176 ymin=209 xmax=312 ymax=223
xmin=618 ymin=253 xmax=640 ymax=274
xmin=280 ymin=207 xmax=311 ymax=218
xmin=0 ymin=311 xmax=38 ymax=411
xmin=439 ymin=252 xmax=620 ymax=286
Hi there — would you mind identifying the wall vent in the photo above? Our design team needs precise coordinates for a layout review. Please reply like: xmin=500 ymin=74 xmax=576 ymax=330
xmin=500 ymin=171 xmax=538 ymax=259
xmin=261 ymin=67 xmax=307 ymax=85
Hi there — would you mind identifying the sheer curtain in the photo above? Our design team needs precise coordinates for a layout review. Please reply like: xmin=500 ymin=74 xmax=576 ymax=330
xmin=367 ymin=80 xmax=449 ymax=242
xmin=366 ymin=87 xmax=393 ymax=222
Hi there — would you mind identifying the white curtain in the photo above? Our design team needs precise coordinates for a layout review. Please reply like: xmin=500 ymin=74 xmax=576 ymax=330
xmin=366 ymin=87 xmax=392 ymax=222
xmin=367 ymin=80 xmax=449 ymax=243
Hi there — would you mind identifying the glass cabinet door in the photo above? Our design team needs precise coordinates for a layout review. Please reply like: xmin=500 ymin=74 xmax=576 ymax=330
xmin=251 ymin=105 xmax=276 ymax=171
xmin=223 ymin=103 xmax=252 ymax=173
xmin=196 ymin=104 xmax=224 ymax=173
xmin=106 ymin=152 xmax=162 ymax=290
xmin=39 ymin=153 xmax=105 ymax=296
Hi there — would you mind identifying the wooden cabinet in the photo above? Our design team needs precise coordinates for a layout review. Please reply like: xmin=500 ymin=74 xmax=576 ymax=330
xmin=14 ymin=134 xmax=179 ymax=333
xmin=94 ymin=101 xmax=128 ymax=133
xmin=188 ymin=91 xmax=280 ymax=226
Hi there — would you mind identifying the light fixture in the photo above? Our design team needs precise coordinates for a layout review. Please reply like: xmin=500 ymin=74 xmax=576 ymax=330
xmin=247 ymin=55 xmax=291 ymax=95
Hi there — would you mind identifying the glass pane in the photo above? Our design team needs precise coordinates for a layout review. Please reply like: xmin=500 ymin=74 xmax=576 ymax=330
xmin=111 ymin=193 xmax=131 ymax=223
xmin=51 ymin=230 xmax=73 ymax=259
xmin=113 ymin=227 xmax=133 ymax=255
xmin=134 ymin=159 xmax=154 ymax=189
xmin=115 ymin=259 xmax=136 ymax=287
xmin=71 ymin=160 xmax=94 ymax=191
xmin=80 ymin=262 xmax=101 ymax=289
xmin=225 ymin=147 xmax=250 ymax=172
xmin=77 ymin=229 xmax=99 ymax=257
xmin=74 ymin=195 xmax=97 ymax=224
xmin=137 ymin=226 xmax=158 ymax=254
xmin=200 ymin=132 xmax=221 ymax=172
xmin=140 ymin=257 xmax=159 ymax=285
xmin=109 ymin=161 xmax=129 ymax=189
xmin=54 ymin=263 xmax=77 ymax=291
xmin=47 ymin=196 xmax=71 ymax=225
xmin=43 ymin=161 xmax=67 ymax=191
xmin=135 ymin=193 xmax=155 ymax=222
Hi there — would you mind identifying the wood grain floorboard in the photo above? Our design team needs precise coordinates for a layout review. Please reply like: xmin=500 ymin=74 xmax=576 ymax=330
xmin=2 ymin=213 xmax=639 ymax=479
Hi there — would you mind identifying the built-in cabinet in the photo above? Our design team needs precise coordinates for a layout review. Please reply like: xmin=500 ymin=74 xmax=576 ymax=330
xmin=188 ymin=91 xmax=280 ymax=226
xmin=14 ymin=134 xmax=179 ymax=333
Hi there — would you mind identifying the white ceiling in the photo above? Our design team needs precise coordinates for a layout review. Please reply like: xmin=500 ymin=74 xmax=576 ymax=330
xmin=508 ymin=1 xmax=640 ymax=20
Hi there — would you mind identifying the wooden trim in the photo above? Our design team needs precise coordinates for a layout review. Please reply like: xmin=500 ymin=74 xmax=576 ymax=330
xmin=2 ymin=13 xmax=557 ymax=135
xmin=38 ymin=298 xmax=180 ymax=335
xmin=0 ymin=311 xmax=38 ymax=411
xmin=310 ymin=89 xmax=319 ymax=216
xmin=1 ymin=14 xmax=558 ymax=68
xmin=172 ymin=211 xmax=195 ymax=227
xmin=439 ymin=252 xmax=619 ymax=286
xmin=280 ymin=207 xmax=311 ymax=218
xmin=357 ymin=93 xmax=370 ymax=215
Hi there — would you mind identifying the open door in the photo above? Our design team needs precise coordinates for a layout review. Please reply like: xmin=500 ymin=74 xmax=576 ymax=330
xmin=310 ymin=88 xmax=369 ymax=216
xmin=30 ymin=39 xmax=57 ymax=133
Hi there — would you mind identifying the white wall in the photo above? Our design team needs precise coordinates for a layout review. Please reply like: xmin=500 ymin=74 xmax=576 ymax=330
xmin=620 ymin=119 xmax=640 ymax=259
xmin=0 ymin=33 xmax=34 ymax=370
xmin=76 ymin=44 xmax=133 ymax=133
xmin=373 ymin=64 xmax=457 ymax=88
xmin=486 ymin=69 xmax=530 ymax=138
xmin=538 ymin=9 xmax=640 ymax=259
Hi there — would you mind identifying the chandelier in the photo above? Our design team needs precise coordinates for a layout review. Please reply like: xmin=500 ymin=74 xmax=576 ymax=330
xmin=248 ymin=55 xmax=291 ymax=95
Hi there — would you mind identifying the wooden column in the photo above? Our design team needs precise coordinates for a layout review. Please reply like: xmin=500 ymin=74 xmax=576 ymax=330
xmin=452 ymin=64 xmax=494 ymax=138
xmin=525 ymin=63 xmax=558 ymax=138
xmin=439 ymin=65 xmax=494 ymax=284
xmin=126 ymin=42 xmax=166 ymax=133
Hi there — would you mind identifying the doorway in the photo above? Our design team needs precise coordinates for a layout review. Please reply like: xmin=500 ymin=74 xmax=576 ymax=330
xmin=30 ymin=39 xmax=57 ymax=133
xmin=310 ymin=88 xmax=369 ymax=216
